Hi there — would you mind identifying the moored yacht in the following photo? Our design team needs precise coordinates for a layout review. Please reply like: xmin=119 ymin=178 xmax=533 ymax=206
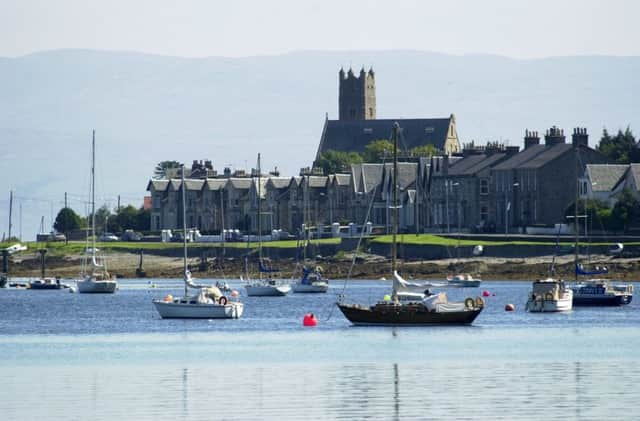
xmin=525 ymin=278 xmax=573 ymax=312
xmin=571 ymin=279 xmax=633 ymax=306
xmin=292 ymin=266 xmax=329 ymax=293
xmin=446 ymin=273 xmax=481 ymax=288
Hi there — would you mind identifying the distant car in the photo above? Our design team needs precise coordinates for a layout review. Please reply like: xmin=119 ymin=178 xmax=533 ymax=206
xmin=121 ymin=230 xmax=142 ymax=242
xmin=98 ymin=233 xmax=119 ymax=242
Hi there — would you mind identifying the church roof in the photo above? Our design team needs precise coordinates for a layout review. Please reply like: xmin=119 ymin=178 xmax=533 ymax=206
xmin=317 ymin=118 xmax=452 ymax=159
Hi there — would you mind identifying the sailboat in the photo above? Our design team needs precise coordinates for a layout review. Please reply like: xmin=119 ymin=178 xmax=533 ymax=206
xmin=292 ymin=203 xmax=328 ymax=293
xmin=244 ymin=153 xmax=291 ymax=296
xmin=525 ymin=228 xmax=573 ymax=312
xmin=337 ymin=123 xmax=485 ymax=325
xmin=76 ymin=130 xmax=118 ymax=294
xmin=29 ymin=249 xmax=62 ymax=290
xmin=153 ymin=165 xmax=244 ymax=319
xmin=567 ymin=181 xmax=633 ymax=306
xmin=444 ymin=205 xmax=481 ymax=288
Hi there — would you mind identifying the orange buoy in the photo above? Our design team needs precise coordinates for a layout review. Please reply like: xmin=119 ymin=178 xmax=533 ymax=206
xmin=482 ymin=290 xmax=491 ymax=297
xmin=231 ymin=290 xmax=239 ymax=297
xmin=505 ymin=303 xmax=515 ymax=311
xmin=303 ymin=313 xmax=318 ymax=327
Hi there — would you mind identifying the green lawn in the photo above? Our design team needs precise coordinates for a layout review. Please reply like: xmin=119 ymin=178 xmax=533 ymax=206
xmin=370 ymin=234 xmax=640 ymax=247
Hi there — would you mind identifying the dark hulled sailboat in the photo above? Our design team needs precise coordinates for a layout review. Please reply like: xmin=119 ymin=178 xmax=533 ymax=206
xmin=336 ymin=123 xmax=484 ymax=326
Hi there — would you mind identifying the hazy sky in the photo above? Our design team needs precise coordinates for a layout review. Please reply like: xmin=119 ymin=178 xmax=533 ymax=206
xmin=2 ymin=0 xmax=639 ymax=58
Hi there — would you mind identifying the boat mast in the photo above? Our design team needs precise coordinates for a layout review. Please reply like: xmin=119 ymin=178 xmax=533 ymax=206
xmin=574 ymin=153 xmax=579 ymax=283
xmin=181 ymin=164 xmax=188 ymax=296
xmin=91 ymin=130 xmax=96 ymax=256
xmin=257 ymin=153 xmax=262 ymax=279
xmin=391 ymin=122 xmax=399 ymax=303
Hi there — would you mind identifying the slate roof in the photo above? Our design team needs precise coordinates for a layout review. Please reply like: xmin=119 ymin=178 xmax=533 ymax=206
xmin=317 ymin=118 xmax=452 ymax=158
xmin=519 ymin=144 xmax=573 ymax=169
xmin=183 ymin=179 xmax=205 ymax=191
xmin=266 ymin=177 xmax=292 ymax=189
xmin=227 ymin=178 xmax=253 ymax=190
xmin=305 ymin=176 xmax=329 ymax=189
xmin=331 ymin=174 xmax=351 ymax=186
xmin=491 ymin=144 xmax=547 ymax=171
xmin=204 ymin=179 xmax=227 ymax=191
xmin=447 ymin=153 xmax=507 ymax=176
xmin=585 ymin=164 xmax=628 ymax=192
xmin=351 ymin=163 xmax=385 ymax=193
xmin=630 ymin=164 xmax=640 ymax=191
xmin=147 ymin=180 xmax=169 ymax=192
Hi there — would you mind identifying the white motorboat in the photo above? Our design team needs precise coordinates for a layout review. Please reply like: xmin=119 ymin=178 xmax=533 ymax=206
xmin=292 ymin=266 xmax=329 ymax=293
xmin=76 ymin=130 xmax=118 ymax=294
xmin=446 ymin=273 xmax=482 ymax=288
xmin=525 ymin=278 xmax=573 ymax=312
xmin=152 ymin=165 xmax=243 ymax=319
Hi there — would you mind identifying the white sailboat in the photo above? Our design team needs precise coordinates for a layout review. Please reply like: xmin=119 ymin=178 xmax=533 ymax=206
xmin=153 ymin=165 xmax=244 ymax=319
xmin=77 ymin=130 xmax=118 ymax=294
xmin=244 ymin=153 xmax=291 ymax=296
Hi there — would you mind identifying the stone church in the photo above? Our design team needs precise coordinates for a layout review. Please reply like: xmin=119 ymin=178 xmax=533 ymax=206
xmin=315 ymin=67 xmax=461 ymax=162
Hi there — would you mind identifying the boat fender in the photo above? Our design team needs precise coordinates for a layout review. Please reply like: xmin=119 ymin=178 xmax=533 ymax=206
xmin=464 ymin=297 xmax=475 ymax=309
xmin=219 ymin=296 xmax=228 ymax=305
xmin=475 ymin=297 xmax=485 ymax=308
xmin=164 ymin=294 xmax=173 ymax=302
xmin=544 ymin=293 xmax=553 ymax=301
xmin=505 ymin=303 xmax=515 ymax=311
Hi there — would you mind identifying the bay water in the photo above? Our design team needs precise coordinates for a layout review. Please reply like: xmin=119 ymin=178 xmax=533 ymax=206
xmin=1 ymin=279 xmax=638 ymax=420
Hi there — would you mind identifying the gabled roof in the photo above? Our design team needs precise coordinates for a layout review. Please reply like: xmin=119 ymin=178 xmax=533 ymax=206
xmin=266 ymin=177 xmax=292 ymax=189
xmin=351 ymin=163 xmax=385 ymax=193
xmin=585 ymin=164 xmax=628 ymax=192
xmin=227 ymin=178 xmax=253 ymax=190
xmin=169 ymin=179 xmax=182 ymax=191
xmin=519 ymin=143 xmax=573 ymax=169
xmin=447 ymin=153 xmax=508 ymax=176
xmin=183 ymin=179 xmax=205 ymax=191
xmin=305 ymin=175 xmax=328 ymax=189
xmin=317 ymin=118 xmax=452 ymax=158
xmin=331 ymin=174 xmax=351 ymax=186
xmin=146 ymin=179 xmax=169 ymax=192
xmin=204 ymin=178 xmax=227 ymax=191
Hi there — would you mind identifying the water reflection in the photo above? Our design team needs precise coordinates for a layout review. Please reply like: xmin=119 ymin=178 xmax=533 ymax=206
xmin=3 ymin=359 xmax=637 ymax=420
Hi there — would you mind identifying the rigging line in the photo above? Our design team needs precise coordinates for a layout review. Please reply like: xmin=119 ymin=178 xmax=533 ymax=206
xmin=331 ymin=155 xmax=387 ymax=313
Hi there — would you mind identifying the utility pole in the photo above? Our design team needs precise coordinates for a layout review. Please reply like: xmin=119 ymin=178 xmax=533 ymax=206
xmin=65 ymin=192 xmax=68 ymax=209
xmin=19 ymin=203 xmax=22 ymax=241
xmin=117 ymin=195 xmax=121 ymax=210
xmin=8 ymin=190 xmax=13 ymax=239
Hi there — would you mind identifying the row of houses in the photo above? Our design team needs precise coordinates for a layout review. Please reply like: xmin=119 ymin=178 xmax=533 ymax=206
xmin=147 ymin=126 xmax=609 ymax=235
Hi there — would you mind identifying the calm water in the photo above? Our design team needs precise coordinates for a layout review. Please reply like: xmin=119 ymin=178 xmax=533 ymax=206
xmin=1 ymin=278 xmax=639 ymax=420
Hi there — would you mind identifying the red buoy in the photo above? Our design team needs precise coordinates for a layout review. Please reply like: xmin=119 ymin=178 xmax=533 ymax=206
xmin=303 ymin=313 xmax=318 ymax=327
xmin=505 ymin=303 xmax=515 ymax=312
xmin=482 ymin=290 xmax=491 ymax=297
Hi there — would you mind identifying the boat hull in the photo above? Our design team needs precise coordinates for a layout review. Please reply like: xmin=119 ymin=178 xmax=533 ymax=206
xmin=153 ymin=300 xmax=243 ymax=319
xmin=77 ymin=279 xmax=118 ymax=293
xmin=572 ymin=293 xmax=632 ymax=306
xmin=245 ymin=284 xmax=290 ymax=296
xmin=292 ymin=283 xmax=328 ymax=293
xmin=29 ymin=283 xmax=61 ymax=290
xmin=447 ymin=280 xmax=481 ymax=288
xmin=526 ymin=295 xmax=573 ymax=312
xmin=337 ymin=302 xmax=482 ymax=326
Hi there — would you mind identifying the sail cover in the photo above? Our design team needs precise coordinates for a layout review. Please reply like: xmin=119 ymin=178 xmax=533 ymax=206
xmin=393 ymin=271 xmax=436 ymax=292
xmin=575 ymin=264 xmax=608 ymax=276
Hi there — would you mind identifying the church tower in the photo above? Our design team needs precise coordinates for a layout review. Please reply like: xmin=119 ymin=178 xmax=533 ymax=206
xmin=339 ymin=67 xmax=376 ymax=121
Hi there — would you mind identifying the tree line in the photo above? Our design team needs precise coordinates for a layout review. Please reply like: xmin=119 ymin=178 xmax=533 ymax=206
xmin=53 ymin=205 xmax=151 ymax=236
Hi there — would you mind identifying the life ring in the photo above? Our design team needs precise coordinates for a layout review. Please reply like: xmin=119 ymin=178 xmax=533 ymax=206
xmin=464 ymin=297 xmax=475 ymax=309
xmin=475 ymin=297 xmax=485 ymax=308
xmin=218 ymin=296 xmax=228 ymax=305
xmin=544 ymin=293 xmax=553 ymax=301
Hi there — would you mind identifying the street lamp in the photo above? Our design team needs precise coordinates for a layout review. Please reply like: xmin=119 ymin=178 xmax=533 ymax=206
xmin=505 ymin=182 xmax=519 ymax=235
xmin=445 ymin=180 xmax=459 ymax=233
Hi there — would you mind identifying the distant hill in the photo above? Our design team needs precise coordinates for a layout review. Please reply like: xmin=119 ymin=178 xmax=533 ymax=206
xmin=1 ymin=49 xmax=639 ymax=239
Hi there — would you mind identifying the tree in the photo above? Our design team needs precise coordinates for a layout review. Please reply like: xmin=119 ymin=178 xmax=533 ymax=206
xmin=153 ymin=160 xmax=182 ymax=179
xmin=410 ymin=144 xmax=438 ymax=157
xmin=316 ymin=150 xmax=363 ymax=174
xmin=611 ymin=189 xmax=640 ymax=232
xmin=53 ymin=207 xmax=82 ymax=238
xmin=363 ymin=139 xmax=394 ymax=162
xmin=597 ymin=127 xmax=637 ymax=164
xmin=135 ymin=207 xmax=151 ymax=231
xmin=115 ymin=205 xmax=139 ymax=232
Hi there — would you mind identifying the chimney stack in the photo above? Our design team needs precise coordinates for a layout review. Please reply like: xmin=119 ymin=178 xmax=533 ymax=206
xmin=544 ymin=126 xmax=566 ymax=146
xmin=524 ymin=129 xmax=540 ymax=149
xmin=572 ymin=127 xmax=589 ymax=147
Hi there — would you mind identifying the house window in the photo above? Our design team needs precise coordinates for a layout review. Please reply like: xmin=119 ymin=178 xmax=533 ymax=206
xmin=480 ymin=179 xmax=489 ymax=195
xmin=368 ymin=108 xmax=373 ymax=118
xmin=480 ymin=206 xmax=488 ymax=222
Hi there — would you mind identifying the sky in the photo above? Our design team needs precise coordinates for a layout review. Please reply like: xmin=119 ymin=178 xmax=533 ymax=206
xmin=2 ymin=0 xmax=640 ymax=59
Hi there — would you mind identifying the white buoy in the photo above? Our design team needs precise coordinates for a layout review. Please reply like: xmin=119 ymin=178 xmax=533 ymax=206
xmin=473 ymin=245 xmax=484 ymax=256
